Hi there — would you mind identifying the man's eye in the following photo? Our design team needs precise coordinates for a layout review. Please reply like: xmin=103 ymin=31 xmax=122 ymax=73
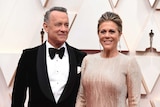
xmin=55 ymin=23 xmax=61 ymax=27
xmin=100 ymin=30 xmax=107 ymax=34
xmin=65 ymin=24 xmax=69 ymax=27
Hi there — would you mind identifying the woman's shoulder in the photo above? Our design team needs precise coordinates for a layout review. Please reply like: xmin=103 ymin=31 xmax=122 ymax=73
xmin=118 ymin=53 xmax=137 ymax=64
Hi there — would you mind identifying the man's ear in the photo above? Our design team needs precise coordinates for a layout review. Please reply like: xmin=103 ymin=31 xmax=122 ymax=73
xmin=43 ymin=22 xmax=48 ymax=33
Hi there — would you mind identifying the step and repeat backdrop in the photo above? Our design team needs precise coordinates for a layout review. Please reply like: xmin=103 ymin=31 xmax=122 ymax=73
xmin=0 ymin=0 xmax=160 ymax=106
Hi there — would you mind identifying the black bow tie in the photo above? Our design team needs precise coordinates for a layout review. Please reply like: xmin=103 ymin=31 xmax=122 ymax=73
xmin=49 ymin=47 xmax=65 ymax=59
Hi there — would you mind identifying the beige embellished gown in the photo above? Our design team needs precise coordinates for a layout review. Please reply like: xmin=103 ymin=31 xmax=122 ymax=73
xmin=75 ymin=53 xmax=141 ymax=107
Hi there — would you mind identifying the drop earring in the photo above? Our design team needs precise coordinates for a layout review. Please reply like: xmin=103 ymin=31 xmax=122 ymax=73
xmin=99 ymin=42 xmax=103 ymax=52
xmin=118 ymin=41 xmax=121 ymax=52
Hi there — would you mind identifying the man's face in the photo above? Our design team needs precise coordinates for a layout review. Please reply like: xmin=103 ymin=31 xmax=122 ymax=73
xmin=43 ymin=11 xmax=69 ymax=48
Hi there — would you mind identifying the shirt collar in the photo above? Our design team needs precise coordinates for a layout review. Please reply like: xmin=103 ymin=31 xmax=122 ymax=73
xmin=46 ymin=41 xmax=67 ymax=57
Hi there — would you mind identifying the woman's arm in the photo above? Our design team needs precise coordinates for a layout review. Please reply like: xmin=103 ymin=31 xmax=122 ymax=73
xmin=127 ymin=57 xmax=142 ymax=107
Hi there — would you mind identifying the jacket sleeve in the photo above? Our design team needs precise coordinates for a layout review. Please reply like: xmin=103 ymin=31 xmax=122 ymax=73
xmin=11 ymin=50 xmax=28 ymax=107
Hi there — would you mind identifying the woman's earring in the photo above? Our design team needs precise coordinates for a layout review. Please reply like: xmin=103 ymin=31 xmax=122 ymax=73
xmin=118 ymin=41 xmax=121 ymax=52
xmin=99 ymin=42 xmax=103 ymax=51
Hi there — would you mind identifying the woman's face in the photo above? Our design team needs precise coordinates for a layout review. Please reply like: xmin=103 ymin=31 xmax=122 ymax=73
xmin=98 ymin=21 xmax=121 ymax=51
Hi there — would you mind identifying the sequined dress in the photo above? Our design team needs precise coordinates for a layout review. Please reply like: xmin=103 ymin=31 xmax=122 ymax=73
xmin=76 ymin=53 xmax=141 ymax=107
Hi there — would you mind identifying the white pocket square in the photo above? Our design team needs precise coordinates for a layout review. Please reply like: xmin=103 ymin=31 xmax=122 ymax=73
xmin=77 ymin=66 xmax=81 ymax=74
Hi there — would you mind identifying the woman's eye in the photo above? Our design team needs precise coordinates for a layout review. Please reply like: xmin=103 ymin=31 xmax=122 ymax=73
xmin=100 ymin=30 xmax=107 ymax=34
xmin=109 ymin=29 xmax=115 ymax=33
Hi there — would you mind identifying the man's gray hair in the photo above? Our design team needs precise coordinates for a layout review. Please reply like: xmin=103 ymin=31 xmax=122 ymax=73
xmin=44 ymin=6 xmax=67 ymax=22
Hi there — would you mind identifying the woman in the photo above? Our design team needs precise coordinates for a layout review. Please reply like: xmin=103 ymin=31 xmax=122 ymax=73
xmin=75 ymin=12 xmax=141 ymax=107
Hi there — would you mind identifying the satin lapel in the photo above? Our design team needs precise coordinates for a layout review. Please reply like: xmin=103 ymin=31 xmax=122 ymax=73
xmin=58 ymin=43 xmax=78 ymax=103
xmin=36 ymin=43 xmax=55 ymax=102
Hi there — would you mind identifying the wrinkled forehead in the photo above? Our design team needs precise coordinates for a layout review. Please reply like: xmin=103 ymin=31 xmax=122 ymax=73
xmin=49 ymin=11 xmax=69 ymax=21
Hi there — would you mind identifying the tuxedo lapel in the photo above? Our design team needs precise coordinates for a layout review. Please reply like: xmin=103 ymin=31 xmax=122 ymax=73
xmin=36 ymin=42 xmax=55 ymax=102
xmin=58 ymin=43 xmax=79 ymax=103
xmin=37 ymin=42 xmax=81 ymax=104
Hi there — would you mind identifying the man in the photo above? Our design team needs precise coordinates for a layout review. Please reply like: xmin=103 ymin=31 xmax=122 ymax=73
xmin=11 ymin=6 xmax=86 ymax=107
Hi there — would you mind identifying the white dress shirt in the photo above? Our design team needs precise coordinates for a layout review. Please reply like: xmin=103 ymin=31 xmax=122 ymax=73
xmin=46 ymin=41 xmax=69 ymax=103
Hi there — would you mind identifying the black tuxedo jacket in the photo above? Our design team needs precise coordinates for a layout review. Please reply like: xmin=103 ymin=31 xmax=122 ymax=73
xmin=11 ymin=42 xmax=86 ymax=107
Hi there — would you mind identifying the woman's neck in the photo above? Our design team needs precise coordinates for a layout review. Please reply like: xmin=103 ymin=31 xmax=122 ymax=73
xmin=101 ymin=49 xmax=119 ymax=58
